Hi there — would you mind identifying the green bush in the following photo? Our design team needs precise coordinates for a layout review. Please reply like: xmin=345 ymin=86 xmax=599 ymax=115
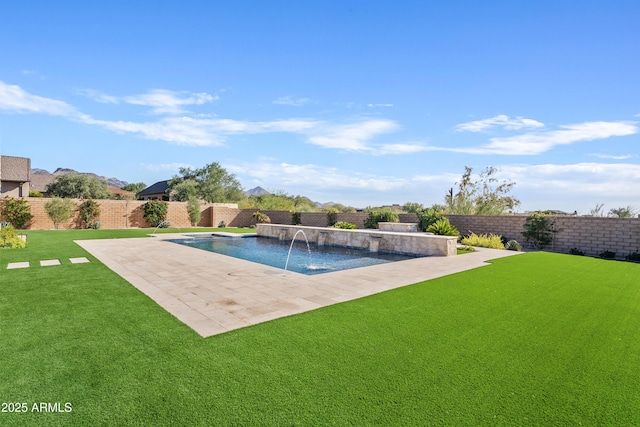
xmin=29 ymin=190 xmax=43 ymax=197
xmin=599 ymin=250 xmax=616 ymax=259
xmin=79 ymin=199 xmax=101 ymax=229
xmin=329 ymin=221 xmax=358 ymax=229
xmin=364 ymin=209 xmax=399 ymax=229
xmin=569 ymin=248 xmax=585 ymax=256
xmin=416 ymin=208 xmax=445 ymax=232
xmin=625 ymin=251 xmax=640 ymax=262
xmin=504 ymin=240 xmax=521 ymax=251
xmin=142 ymin=200 xmax=169 ymax=227
xmin=0 ymin=197 xmax=33 ymax=229
xmin=44 ymin=197 xmax=76 ymax=230
xmin=253 ymin=211 xmax=271 ymax=224
xmin=522 ymin=211 xmax=556 ymax=248
xmin=0 ymin=225 xmax=26 ymax=249
xmin=325 ymin=209 xmax=338 ymax=227
xmin=426 ymin=218 xmax=460 ymax=237
xmin=461 ymin=232 xmax=505 ymax=249
xmin=187 ymin=197 xmax=201 ymax=226
xmin=292 ymin=212 xmax=302 ymax=225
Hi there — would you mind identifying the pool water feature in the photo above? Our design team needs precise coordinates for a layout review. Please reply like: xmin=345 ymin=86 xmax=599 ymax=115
xmin=168 ymin=235 xmax=423 ymax=275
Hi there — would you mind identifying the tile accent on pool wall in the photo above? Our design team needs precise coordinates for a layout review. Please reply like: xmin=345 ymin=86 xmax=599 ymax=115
xmin=75 ymin=235 xmax=522 ymax=338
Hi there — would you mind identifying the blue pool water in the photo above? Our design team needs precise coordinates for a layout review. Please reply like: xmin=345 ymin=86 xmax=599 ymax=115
xmin=168 ymin=235 xmax=422 ymax=275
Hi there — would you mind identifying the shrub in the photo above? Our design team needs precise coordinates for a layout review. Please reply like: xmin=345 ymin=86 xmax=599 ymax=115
xmin=0 ymin=225 xmax=26 ymax=249
xmin=461 ymin=232 xmax=504 ymax=249
xmin=569 ymin=248 xmax=585 ymax=256
xmin=142 ymin=200 xmax=169 ymax=227
xmin=292 ymin=212 xmax=302 ymax=225
xmin=187 ymin=197 xmax=201 ymax=226
xmin=625 ymin=251 xmax=640 ymax=262
xmin=218 ymin=221 xmax=226 ymax=228
xmin=326 ymin=209 xmax=338 ymax=227
xmin=599 ymin=250 xmax=616 ymax=259
xmin=364 ymin=209 xmax=399 ymax=229
xmin=522 ymin=211 xmax=556 ymax=249
xmin=44 ymin=197 xmax=76 ymax=229
xmin=0 ymin=197 xmax=33 ymax=229
xmin=29 ymin=190 xmax=43 ymax=197
xmin=416 ymin=208 xmax=445 ymax=232
xmin=79 ymin=199 xmax=101 ymax=229
xmin=426 ymin=218 xmax=460 ymax=237
xmin=253 ymin=211 xmax=271 ymax=224
xmin=329 ymin=221 xmax=358 ymax=229
xmin=505 ymin=240 xmax=522 ymax=251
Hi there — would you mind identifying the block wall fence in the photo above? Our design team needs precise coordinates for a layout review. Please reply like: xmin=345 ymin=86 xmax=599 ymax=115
xmin=10 ymin=199 xmax=640 ymax=257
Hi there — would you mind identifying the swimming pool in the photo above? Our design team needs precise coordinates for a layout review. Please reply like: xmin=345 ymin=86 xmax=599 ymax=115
xmin=168 ymin=234 xmax=423 ymax=275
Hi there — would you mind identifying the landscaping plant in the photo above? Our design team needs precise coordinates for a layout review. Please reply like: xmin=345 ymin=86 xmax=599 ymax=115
xmin=187 ymin=197 xmax=201 ymax=226
xmin=0 ymin=225 xmax=26 ymax=248
xmin=79 ymin=198 xmax=101 ymax=229
xmin=426 ymin=218 xmax=460 ymax=237
xmin=142 ymin=200 xmax=169 ymax=227
xmin=522 ymin=211 xmax=556 ymax=249
xmin=461 ymin=232 xmax=505 ymax=249
xmin=364 ymin=208 xmax=399 ymax=229
xmin=0 ymin=196 xmax=33 ymax=229
xmin=329 ymin=221 xmax=358 ymax=229
xmin=44 ymin=197 xmax=76 ymax=229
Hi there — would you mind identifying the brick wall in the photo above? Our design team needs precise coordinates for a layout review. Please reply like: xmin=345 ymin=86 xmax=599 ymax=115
xmin=17 ymin=200 xmax=640 ymax=258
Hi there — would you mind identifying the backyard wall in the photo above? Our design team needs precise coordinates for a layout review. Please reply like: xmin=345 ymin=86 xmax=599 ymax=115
xmin=13 ymin=199 xmax=640 ymax=257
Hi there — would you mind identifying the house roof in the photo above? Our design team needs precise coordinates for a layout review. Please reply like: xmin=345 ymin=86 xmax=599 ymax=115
xmin=0 ymin=155 xmax=31 ymax=182
xmin=138 ymin=180 xmax=170 ymax=196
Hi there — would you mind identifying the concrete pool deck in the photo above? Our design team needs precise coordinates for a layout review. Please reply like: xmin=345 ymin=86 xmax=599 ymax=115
xmin=76 ymin=234 xmax=523 ymax=338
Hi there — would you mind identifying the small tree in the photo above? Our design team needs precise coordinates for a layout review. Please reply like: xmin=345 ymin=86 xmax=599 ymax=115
xmin=79 ymin=199 xmax=101 ymax=229
xmin=0 ymin=197 xmax=34 ymax=229
xmin=186 ymin=197 xmax=201 ymax=226
xmin=142 ymin=200 xmax=169 ymax=227
xmin=364 ymin=208 xmax=399 ymax=229
xmin=445 ymin=166 xmax=520 ymax=215
xmin=45 ymin=197 xmax=76 ymax=229
xmin=46 ymin=172 xmax=111 ymax=199
xmin=522 ymin=211 xmax=556 ymax=249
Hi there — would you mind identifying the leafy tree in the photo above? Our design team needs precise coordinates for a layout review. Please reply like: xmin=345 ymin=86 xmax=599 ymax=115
xmin=169 ymin=162 xmax=244 ymax=203
xmin=142 ymin=200 xmax=168 ymax=227
xmin=608 ymin=206 xmax=637 ymax=218
xmin=121 ymin=182 xmax=147 ymax=195
xmin=44 ymin=197 xmax=76 ymax=229
xmin=445 ymin=166 xmax=519 ymax=215
xmin=170 ymin=179 xmax=199 ymax=202
xmin=47 ymin=173 xmax=111 ymax=199
xmin=79 ymin=199 xmax=101 ymax=229
xmin=522 ymin=211 xmax=556 ymax=249
xmin=403 ymin=202 xmax=424 ymax=213
xmin=187 ymin=197 xmax=201 ymax=226
xmin=1 ymin=197 xmax=33 ymax=229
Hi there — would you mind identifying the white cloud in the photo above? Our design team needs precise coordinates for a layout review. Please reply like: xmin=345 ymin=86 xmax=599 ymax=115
xmin=306 ymin=119 xmax=400 ymax=151
xmin=273 ymin=96 xmax=310 ymax=107
xmin=141 ymin=162 xmax=194 ymax=172
xmin=79 ymin=89 xmax=120 ymax=104
xmin=479 ymin=121 xmax=637 ymax=155
xmin=588 ymin=153 xmax=635 ymax=160
xmin=0 ymin=81 xmax=77 ymax=116
xmin=81 ymin=88 xmax=218 ymax=114
xmin=455 ymin=114 xmax=545 ymax=132
xmin=367 ymin=103 xmax=394 ymax=108
xmin=375 ymin=143 xmax=433 ymax=155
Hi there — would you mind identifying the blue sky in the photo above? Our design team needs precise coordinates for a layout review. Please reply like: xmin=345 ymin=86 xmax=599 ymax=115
xmin=1 ymin=1 xmax=638 ymax=213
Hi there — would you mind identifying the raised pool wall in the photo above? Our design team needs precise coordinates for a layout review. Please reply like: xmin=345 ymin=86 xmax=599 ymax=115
xmin=256 ymin=224 xmax=458 ymax=257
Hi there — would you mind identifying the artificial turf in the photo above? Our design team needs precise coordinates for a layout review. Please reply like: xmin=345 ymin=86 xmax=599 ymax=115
xmin=1 ymin=229 xmax=639 ymax=425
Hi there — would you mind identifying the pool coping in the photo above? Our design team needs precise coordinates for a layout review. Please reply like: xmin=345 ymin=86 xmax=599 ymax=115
xmin=76 ymin=233 xmax=523 ymax=338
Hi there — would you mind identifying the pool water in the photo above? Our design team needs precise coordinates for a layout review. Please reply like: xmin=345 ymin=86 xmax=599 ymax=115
xmin=168 ymin=235 xmax=422 ymax=275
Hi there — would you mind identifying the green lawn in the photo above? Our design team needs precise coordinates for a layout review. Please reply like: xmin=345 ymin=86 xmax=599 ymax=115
xmin=1 ymin=229 xmax=639 ymax=425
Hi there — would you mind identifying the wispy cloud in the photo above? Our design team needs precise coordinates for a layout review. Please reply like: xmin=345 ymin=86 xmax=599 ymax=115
xmin=273 ymin=96 xmax=310 ymax=107
xmin=375 ymin=143 xmax=433 ymax=155
xmin=367 ymin=103 xmax=394 ymax=108
xmin=0 ymin=81 xmax=77 ymax=116
xmin=306 ymin=119 xmax=400 ymax=151
xmin=141 ymin=162 xmax=194 ymax=172
xmin=81 ymin=88 xmax=218 ymax=114
xmin=588 ymin=153 xmax=635 ymax=160
xmin=455 ymin=114 xmax=545 ymax=132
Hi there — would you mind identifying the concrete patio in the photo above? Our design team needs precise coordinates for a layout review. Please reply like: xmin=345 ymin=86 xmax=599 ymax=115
xmin=76 ymin=234 xmax=522 ymax=338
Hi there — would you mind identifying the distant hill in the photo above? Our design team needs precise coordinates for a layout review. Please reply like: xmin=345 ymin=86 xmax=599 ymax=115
xmin=30 ymin=167 xmax=129 ymax=192
xmin=245 ymin=186 xmax=270 ymax=196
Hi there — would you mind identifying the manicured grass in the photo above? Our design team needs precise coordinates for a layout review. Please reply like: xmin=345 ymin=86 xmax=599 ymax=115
xmin=1 ymin=230 xmax=639 ymax=425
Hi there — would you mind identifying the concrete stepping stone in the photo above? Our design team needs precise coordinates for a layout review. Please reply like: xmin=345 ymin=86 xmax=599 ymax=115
xmin=40 ymin=259 xmax=61 ymax=267
xmin=70 ymin=257 xmax=90 ymax=264
xmin=7 ymin=262 xmax=30 ymax=269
